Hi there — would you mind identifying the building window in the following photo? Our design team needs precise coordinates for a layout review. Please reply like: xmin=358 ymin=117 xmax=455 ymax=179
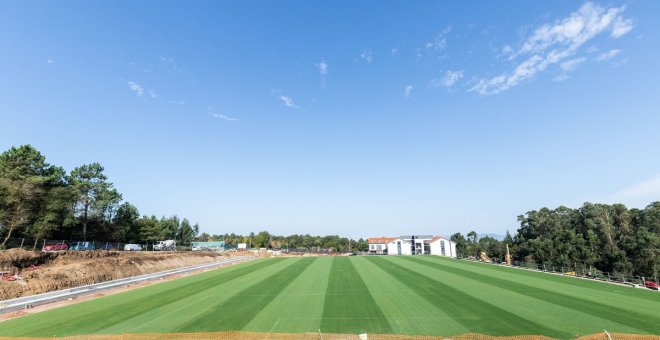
xmin=370 ymin=244 xmax=375 ymax=250
xmin=440 ymin=240 xmax=446 ymax=256
xmin=377 ymin=245 xmax=382 ymax=250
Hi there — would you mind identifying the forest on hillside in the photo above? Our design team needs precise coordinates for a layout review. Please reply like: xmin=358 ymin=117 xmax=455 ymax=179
xmin=0 ymin=145 xmax=369 ymax=251
xmin=0 ymin=145 xmax=200 ymax=247
xmin=451 ymin=202 xmax=660 ymax=278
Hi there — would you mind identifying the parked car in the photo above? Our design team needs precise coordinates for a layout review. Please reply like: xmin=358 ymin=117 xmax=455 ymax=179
xmin=98 ymin=243 xmax=114 ymax=250
xmin=124 ymin=244 xmax=143 ymax=251
xmin=69 ymin=241 xmax=96 ymax=251
xmin=645 ymin=281 xmax=659 ymax=290
xmin=42 ymin=242 xmax=68 ymax=251
xmin=154 ymin=240 xmax=175 ymax=251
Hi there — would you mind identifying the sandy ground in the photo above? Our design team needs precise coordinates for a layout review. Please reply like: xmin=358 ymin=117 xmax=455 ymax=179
xmin=0 ymin=257 xmax=252 ymax=322
xmin=0 ymin=248 xmax=245 ymax=300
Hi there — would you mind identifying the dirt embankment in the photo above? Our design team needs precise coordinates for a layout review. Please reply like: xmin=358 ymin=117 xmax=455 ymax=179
xmin=0 ymin=249 xmax=238 ymax=300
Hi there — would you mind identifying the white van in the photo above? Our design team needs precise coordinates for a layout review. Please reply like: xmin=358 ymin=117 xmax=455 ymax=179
xmin=124 ymin=244 xmax=143 ymax=251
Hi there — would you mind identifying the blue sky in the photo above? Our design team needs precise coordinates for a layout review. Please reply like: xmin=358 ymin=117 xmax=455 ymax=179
xmin=1 ymin=1 xmax=659 ymax=238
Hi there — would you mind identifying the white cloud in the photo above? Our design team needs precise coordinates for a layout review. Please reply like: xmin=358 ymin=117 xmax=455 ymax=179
xmin=391 ymin=48 xmax=398 ymax=57
xmin=608 ymin=174 xmax=660 ymax=208
xmin=207 ymin=107 xmax=238 ymax=122
xmin=421 ymin=25 xmax=452 ymax=58
xmin=560 ymin=57 xmax=586 ymax=71
xmin=317 ymin=60 xmax=328 ymax=76
xmin=428 ymin=26 xmax=452 ymax=50
xmin=553 ymin=74 xmax=570 ymax=82
xmin=404 ymin=85 xmax=413 ymax=98
xmin=426 ymin=37 xmax=446 ymax=51
xmin=47 ymin=59 xmax=54 ymax=64
xmin=471 ymin=2 xmax=634 ymax=95
xmin=149 ymin=90 xmax=157 ymax=98
xmin=432 ymin=70 xmax=464 ymax=88
xmin=360 ymin=49 xmax=373 ymax=63
xmin=611 ymin=17 xmax=634 ymax=38
xmin=596 ymin=49 xmax=621 ymax=61
xmin=127 ymin=81 xmax=144 ymax=96
xmin=279 ymin=95 xmax=298 ymax=108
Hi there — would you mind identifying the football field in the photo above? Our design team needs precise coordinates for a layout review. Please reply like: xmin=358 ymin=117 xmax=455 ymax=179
xmin=0 ymin=256 xmax=659 ymax=338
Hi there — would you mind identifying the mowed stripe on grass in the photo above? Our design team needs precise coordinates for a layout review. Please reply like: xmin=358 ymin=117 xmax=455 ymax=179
xmin=404 ymin=256 xmax=660 ymax=334
xmin=0 ymin=256 xmax=659 ymax=337
xmin=351 ymin=256 xmax=470 ymax=335
xmin=0 ymin=258 xmax=284 ymax=337
xmin=368 ymin=256 xmax=568 ymax=338
xmin=178 ymin=257 xmax=317 ymax=332
xmin=390 ymin=256 xmax=650 ymax=336
xmin=243 ymin=255 xmax=332 ymax=333
xmin=102 ymin=258 xmax=295 ymax=334
xmin=423 ymin=255 xmax=660 ymax=310
xmin=320 ymin=257 xmax=392 ymax=334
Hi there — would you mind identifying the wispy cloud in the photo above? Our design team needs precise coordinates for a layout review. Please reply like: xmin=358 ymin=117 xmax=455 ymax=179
xmin=160 ymin=56 xmax=182 ymax=73
xmin=607 ymin=174 xmax=660 ymax=208
xmin=317 ymin=60 xmax=328 ymax=76
xmin=207 ymin=107 xmax=238 ymax=122
xmin=169 ymin=100 xmax=186 ymax=105
xmin=596 ymin=49 xmax=622 ymax=61
xmin=560 ymin=57 xmax=587 ymax=72
xmin=425 ymin=25 xmax=452 ymax=51
xmin=471 ymin=2 xmax=634 ymax=95
xmin=611 ymin=17 xmax=634 ymax=38
xmin=431 ymin=70 xmax=464 ymax=88
xmin=149 ymin=90 xmax=157 ymax=98
xmin=47 ymin=59 xmax=54 ymax=64
xmin=279 ymin=95 xmax=298 ymax=108
xmin=360 ymin=49 xmax=373 ymax=63
xmin=128 ymin=81 xmax=144 ymax=96
xmin=404 ymin=85 xmax=413 ymax=98
xmin=316 ymin=60 xmax=328 ymax=86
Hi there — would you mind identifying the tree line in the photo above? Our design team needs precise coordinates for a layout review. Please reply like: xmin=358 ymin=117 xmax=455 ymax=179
xmin=196 ymin=231 xmax=369 ymax=252
xmin=0 ymin=145 xmax=199 ymax=247
xmin=2 ymin=145 xmax=658 ymax=279
xmin=451 ymin=202 xmax=659 ymax=279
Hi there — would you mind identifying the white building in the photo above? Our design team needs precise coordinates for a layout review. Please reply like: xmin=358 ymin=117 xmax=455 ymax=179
xmin=367 ymin=237 xmax=397 ymax=254
xmin=429 ymin=237 xmax=457 ymax=257
xmin=374 ymin=235 xmax=456 ymax=257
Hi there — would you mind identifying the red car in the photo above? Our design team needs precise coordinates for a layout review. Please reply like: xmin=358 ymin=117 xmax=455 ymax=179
xmin=42 ymin=243 xmax=68 ymax=251
xmin=644 ymin=281 xmax=659 ymax=290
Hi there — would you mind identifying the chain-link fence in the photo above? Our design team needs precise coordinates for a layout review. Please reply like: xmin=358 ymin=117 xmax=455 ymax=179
xmin=0 ymin=332 xmax=657 ymax=340
xmin=457 ymin=257 xmax=659 ymax=288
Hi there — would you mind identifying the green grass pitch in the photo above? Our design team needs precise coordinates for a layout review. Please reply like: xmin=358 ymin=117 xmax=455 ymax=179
xmin=1 ymin=256 xmax=659 ymax=338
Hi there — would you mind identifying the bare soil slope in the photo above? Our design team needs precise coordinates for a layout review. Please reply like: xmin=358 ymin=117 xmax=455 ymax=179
xmin=0 ymin=249 xmax=236 ymax=300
